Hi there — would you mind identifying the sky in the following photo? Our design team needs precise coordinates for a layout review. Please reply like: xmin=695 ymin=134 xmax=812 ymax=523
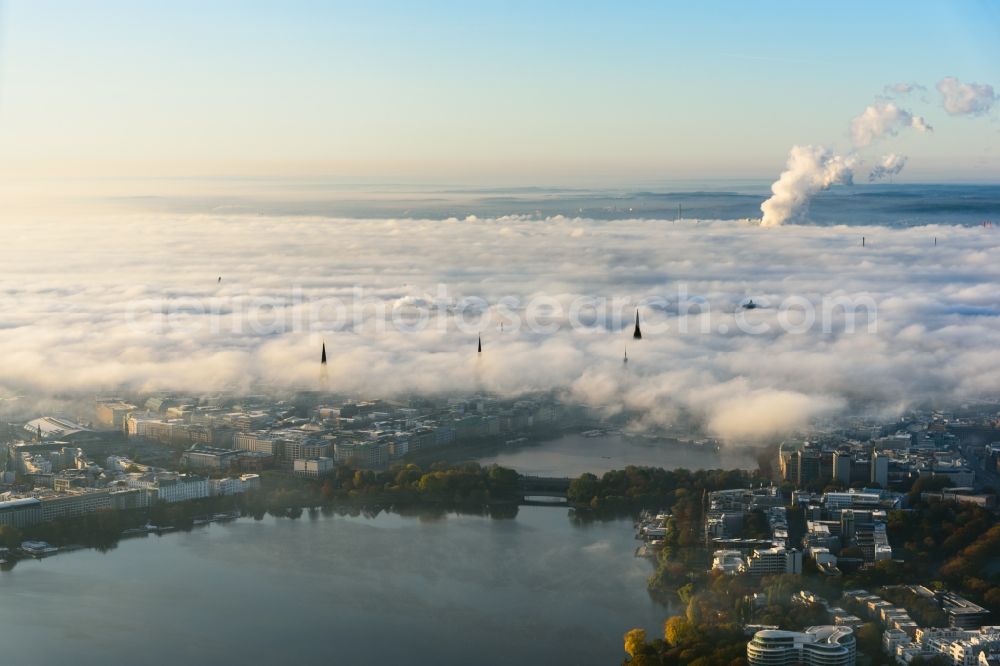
xmin=0 ymin=0 xmax=998 ymax=185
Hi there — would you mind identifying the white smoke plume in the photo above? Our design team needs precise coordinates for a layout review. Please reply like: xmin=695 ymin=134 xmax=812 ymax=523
xmin=868 ymin=153 xmax=908 ymax=182
xmin=759 ymin=145 xmax=854 ymax=227
xmin=937 ymin=76 xmax=997 ymax=116
xmin=761 ymin=96 xmax=934 ymax=226
xmin=850 ymin=101 xmax=932 ymax=147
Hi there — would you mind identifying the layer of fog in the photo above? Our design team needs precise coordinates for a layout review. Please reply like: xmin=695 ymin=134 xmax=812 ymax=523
xmin=1 ymin=211 xmax=998 ymax=443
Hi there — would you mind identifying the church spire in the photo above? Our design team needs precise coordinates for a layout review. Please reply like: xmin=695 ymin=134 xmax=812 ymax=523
xmin=478 ymin=335 xmax=482 ymax=353
xmin=319 ymin=340 xmax=329 ymax=389
xmin=633 ymin=309 xmax=642 ymax=340
xmin=624 ymin=345 xmax=628 ymax=364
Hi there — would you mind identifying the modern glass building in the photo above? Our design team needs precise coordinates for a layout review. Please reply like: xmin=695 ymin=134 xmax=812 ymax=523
xmin=747 ymin=626 xmax=856 ymax=666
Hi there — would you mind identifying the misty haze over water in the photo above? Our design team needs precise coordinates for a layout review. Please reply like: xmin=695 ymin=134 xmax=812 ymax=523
xmin=95 ymin=181 xmax=1000 ymax=227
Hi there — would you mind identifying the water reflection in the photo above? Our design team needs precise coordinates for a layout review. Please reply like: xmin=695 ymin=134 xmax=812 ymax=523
xmin=0 ymin=506 xmax=667 ymax=666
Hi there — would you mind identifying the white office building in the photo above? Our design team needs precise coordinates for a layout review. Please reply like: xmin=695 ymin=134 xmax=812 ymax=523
xmin=743 ymin=547 xmax=803 ymax=576
xmin=747 ymin=626 xmax=856 ymax=666
xmin=293 ymin=457 xmax=334 ymax=477
xmin=131 ymin=473 xmax=210 ymax=503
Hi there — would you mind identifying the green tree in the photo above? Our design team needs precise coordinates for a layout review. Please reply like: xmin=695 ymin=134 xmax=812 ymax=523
xmin=855 ymin=622 xmax=883 ymax=658
xmin=0 ymin=524 xmax=22 ymax=549
xmin=664 ymin=616 xmax=693 ymax=646
xmin=624 ymin=628 xmax=648 ymax=660
xmin=567 ymin=472 xmax=600 ymax=504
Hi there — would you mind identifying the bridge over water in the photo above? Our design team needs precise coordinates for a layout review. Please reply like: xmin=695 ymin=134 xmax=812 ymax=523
xmin=517 ymin=475 xmax=573 ymax=505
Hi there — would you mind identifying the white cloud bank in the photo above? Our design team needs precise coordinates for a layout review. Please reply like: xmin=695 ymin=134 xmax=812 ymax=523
xmin=1 ymin=210 xmax=999 ymax=443
xmin=937 ymin=76 xmax=997 ymax=116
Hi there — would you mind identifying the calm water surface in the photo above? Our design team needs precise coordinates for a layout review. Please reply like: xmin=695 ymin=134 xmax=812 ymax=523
xmin=477 ymin=433 xmax=759 ymax=477
xmin=0 ymin=506 xmax=667 ymax=665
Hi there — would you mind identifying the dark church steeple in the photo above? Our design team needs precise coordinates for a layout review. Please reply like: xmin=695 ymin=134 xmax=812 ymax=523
xmin=319 ymin=340 xmax=329 ymax=389
xmin=477 ymin=336 xmax=482 ymax=353
xmin=632 ymin=309 xmax=642 ymax=340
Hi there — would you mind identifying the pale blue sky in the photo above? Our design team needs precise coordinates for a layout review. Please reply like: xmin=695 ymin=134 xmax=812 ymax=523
xmin=0 ymin=0 xmax=997 ymax=184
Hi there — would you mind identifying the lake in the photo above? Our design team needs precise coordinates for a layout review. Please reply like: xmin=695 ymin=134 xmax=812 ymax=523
xmin=475 ymin=432 xmax=760 ymax=477
xmin=0 ymin=506 xmax=669 ymax=665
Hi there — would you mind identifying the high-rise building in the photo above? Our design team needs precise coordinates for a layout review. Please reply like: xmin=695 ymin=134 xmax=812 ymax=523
xmin=833 ymin=451 xmax=852 ymax=486
xmin=839 ymin=509 xmax=873 ymax=542
xmin=778 ymin=442 xmax=799 ymax=483
xmin=870 ymin=452 xmax=889 ymax=488
xmin=797 ymin=447 xmax=822 ymax=487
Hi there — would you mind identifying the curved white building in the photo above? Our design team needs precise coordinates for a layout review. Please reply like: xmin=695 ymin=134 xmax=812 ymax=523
xmin=747 ymin=626 xmax=856 ymax=666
